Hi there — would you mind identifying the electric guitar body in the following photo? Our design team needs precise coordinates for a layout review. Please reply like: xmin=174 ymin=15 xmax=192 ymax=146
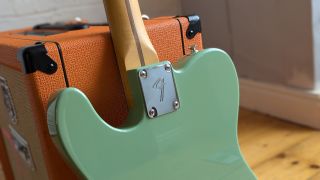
xmin=47 ymin=0 xmax=256 ymax=179
xmin=47 ymin=49 xmax=256 ymax=179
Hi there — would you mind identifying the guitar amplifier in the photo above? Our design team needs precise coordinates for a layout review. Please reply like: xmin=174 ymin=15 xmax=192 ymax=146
xmin=0 ymin=15 xmax=203 ymax=180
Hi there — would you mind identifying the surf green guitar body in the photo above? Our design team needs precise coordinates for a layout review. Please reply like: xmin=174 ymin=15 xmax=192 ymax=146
xmin=47 ymin=49 xmax=256 ymax=180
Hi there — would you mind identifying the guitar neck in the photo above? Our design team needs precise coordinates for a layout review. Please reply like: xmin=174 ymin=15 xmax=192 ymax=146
xmin=103 ymin=0 xmax=159 ymax=105
xmin=103 ymin=0 xmax=159 ymax=69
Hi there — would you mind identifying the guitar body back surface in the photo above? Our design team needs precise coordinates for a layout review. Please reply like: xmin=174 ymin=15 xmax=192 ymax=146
xmin=48 ymin=49 xmax=256 ymax=180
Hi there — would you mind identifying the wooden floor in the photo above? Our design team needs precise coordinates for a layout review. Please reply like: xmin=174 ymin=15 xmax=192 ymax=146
xmin=239 ymin=108 xmax=320 ymax=180
xmin=1 ymin=108 xmax=320 ymax=179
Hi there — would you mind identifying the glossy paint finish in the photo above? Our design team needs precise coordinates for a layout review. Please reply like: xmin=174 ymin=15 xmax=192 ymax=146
xmin=47 ymin=49 xmax=256 ymax=180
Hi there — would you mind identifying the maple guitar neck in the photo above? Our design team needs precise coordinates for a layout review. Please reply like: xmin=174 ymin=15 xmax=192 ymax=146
xmin=103 ymin=0 xmax=159 ymax=105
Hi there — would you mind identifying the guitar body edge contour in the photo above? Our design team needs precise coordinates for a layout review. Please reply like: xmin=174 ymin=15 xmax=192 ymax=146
xmin=47 ymin=48 xmax=256 ymax=180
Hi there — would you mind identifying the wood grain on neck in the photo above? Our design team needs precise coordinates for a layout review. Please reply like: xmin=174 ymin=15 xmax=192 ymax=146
xmin=103 ymin=0 xmax=159 ymax=106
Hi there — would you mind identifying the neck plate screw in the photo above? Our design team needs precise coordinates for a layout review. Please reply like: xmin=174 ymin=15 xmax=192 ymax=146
xmin=148 ymin=108 xmax=157 ymax=118
xmin=139 ymin=70 xmax=148 ymax=78
xmin=173 ymin=100 xmax=180 ymax=110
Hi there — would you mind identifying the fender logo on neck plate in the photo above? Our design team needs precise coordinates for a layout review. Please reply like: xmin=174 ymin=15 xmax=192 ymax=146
xmin=139 ymin=62 xmax=180 ymax=119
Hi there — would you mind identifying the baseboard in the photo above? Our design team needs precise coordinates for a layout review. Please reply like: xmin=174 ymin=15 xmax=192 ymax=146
xmin=239 ymin=78 xmax=320 ymax=129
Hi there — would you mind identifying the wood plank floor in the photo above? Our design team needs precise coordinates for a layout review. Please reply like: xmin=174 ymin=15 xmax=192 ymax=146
xmin=239 ymin=108 xmax=320 ymax=180
xmin=0 ymin=108 xmax=319 ymax=179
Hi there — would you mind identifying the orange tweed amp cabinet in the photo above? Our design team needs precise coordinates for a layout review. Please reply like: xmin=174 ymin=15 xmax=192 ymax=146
xmin=0 ymin=15 xmax=203 ymax=179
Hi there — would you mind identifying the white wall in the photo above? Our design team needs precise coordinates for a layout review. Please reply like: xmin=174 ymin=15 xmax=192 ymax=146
xmin=139 ymin=0 xmax=182 ymax=18
xmin=183 ymin=0 xmax=316 ymax=89
xmin=0 ymin=0 xmax=182 ymax=31
xmin=0 ymin=0 xmax=105 ymax=31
